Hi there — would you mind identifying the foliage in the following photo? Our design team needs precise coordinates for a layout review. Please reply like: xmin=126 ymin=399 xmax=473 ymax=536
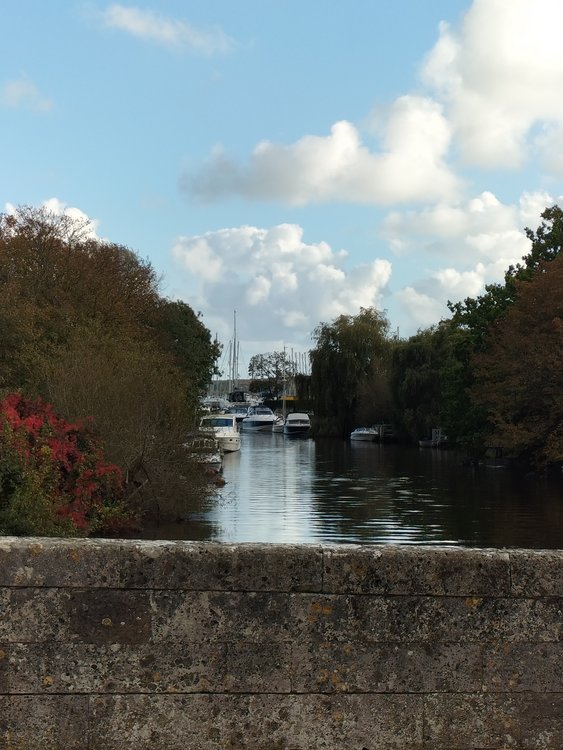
xmin=39 ymin=321 xmax=210 ymax=522
xmin=248 ymin=351 xmax=297 ymax=398
xmin=471 ymin=255 xmax=563 ymax=467
xmin=154 ymin=300 xmax=222 ymax=395
xmin=0 ymin=393 xmax=133 ymax=536
xmin=389 ymin=326 xmax=450 ymax=440
xmin=438 ymin=205 xmax=563 ymax=452
xmin=0 ymin=204 xmax=220 ymax=524
xmin=309 ymin=307 xmax=390 ymax=436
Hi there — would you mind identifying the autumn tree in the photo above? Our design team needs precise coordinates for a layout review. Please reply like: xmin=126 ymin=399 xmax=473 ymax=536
xmin=441 ymin=205 xmax=563 ymax=449
xmin=471 ymin=254 xmax=563 ymax=468
xmin=309 ymin=307 xmax=390 ymax=437
xmin=0 ymin=205 xmax=219 ymax=523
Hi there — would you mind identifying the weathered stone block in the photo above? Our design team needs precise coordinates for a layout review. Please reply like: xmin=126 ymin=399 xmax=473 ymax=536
xmin=0 ymin=695 xmax=89 ymax=749
xmin=0 ymin=646 xmax=7 ymax=694
xmin=323 ymin=545 xmax=511 ymax=596
xmin=232 ymin=543 xmax=323 ymax=592
xmin=423 ymin=693 xmax=521 ymax=748
xmin=151 ymin=589 xmax=291 ymax=642
xmin=3 ymin=640 xmax=228 ymax=694
xmin=483 ymin=642 xmax=563 ymax=692
xmin=224 ymin=640 xmax=292 ymax=692
xmin=426 ymin=692 xmax=563 ymax=749
xmin=68 ymin=589 xmax=151 ymax=644
xmin=0 ymin=587 xmax=72 ymax=642
xmin=291 ymin=640 xmax=483 ymax=694
xmin=416 ymin=596 xmax=561 ymax=642
xmin=88 ymin=693 xmax=424 ymax=749
xmin=516 ymin=693 xmax=563 ymax=749
xmin=142 ymin=542 xmax=323 ymax=592
xmin=0 ymin=537 xmax=158 ymax=588
xmin=509 ymin=549 xmax=563 ymax=597
xmin=290 ymin=593 xmax=422 ymax=643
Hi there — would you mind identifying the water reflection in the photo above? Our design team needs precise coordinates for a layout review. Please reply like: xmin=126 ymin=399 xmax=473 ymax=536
xmin=144 ymin=432 xmax=563 ymax=548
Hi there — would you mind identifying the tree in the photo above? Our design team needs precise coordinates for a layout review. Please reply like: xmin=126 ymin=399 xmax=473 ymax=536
xmin=309 ymin=307 xmax=390 ymax=437
xmin=40 ymin=322 xmax=209 ymax=521
xmin=0 ymin=204 xmax=219 ymax=523
xmin=448 ymin=206 xmax=563 ymax=343
xmin=248 ymin=351 xmax=296 ymax=398
xmin=389 ymin=325 xmax=450 ymax=440
xmin=154 ymin=300 xmax=221 ymax=395
xmin=442 ymin=205 xmax=563 ymax=450
xmin=471 ymin=254 xmax=563 ymax=468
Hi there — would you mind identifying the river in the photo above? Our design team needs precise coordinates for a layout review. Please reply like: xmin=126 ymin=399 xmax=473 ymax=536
xmin=143 ymin=431 xmax=563 ymax=548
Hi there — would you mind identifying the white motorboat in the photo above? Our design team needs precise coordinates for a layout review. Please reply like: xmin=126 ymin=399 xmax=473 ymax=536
xmin=283 ymin=412 xmax=311 ymax=436
xmin=200 ymin=414 xmax=241 ymax=452
xmin=242 ymin=406 xmax=276 ymax=431
xmin=272 ymin=415 xmax=285 ymax=432
xmin=350 ymin=427 xmax=378 ymax=442
xmin=227 ymin=404 xmax=249 ymax=424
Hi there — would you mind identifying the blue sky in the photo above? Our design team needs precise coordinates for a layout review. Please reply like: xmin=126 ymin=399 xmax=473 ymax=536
xmin=2 ymin=1 xmax=562 ymax=375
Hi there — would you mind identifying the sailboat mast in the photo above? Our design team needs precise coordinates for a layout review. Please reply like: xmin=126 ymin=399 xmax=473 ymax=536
xmin=232 ymin=310 xmax=238 ymax=389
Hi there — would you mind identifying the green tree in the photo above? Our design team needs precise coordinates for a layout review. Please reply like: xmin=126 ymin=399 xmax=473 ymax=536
xmin=310 ymin=307 xmax=390 ymax=437
xmin=248 ymin=351 xmax=296 ymax=398
xmin=389 ymin=325 xmax=450 ymax=440
xmin=154 ymin=300 xmax=221 ymax=395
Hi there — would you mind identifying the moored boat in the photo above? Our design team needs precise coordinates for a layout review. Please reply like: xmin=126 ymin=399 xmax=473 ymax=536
xmin=200 ymin=413 xmax=241 ymax=453
xmin=350 ymin=427 xmax=378 ymax=442
xmin=227 ymin=404 xmax=249 ymax=424
xmin=241 ymin=405 xmax=276 ymax=431
xmin=272 ymin=414 xmax=285 ymax=433
xmin=283 ymin=412 xmax=311 ymax=436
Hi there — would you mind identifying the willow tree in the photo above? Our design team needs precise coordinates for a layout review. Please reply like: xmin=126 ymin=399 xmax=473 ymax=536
xmin=309 ymin=307 xmax=390 ymax=437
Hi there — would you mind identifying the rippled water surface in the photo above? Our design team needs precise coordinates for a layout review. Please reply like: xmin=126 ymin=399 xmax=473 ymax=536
xmin=147 ymin=432 xmax=563 ymax=548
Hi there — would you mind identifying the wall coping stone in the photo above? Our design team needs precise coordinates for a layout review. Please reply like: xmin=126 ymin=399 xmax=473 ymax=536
xmin=0 ymin=537 xmax=561 ymax=596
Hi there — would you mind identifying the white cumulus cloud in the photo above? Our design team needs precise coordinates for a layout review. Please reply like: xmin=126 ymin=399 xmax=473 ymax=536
xmin=172 ymin=223 xmax=392 ymax=345
xmin=421 ymin=0 xmax=563 ymax=171
xmin=386 ymin=189 xmax=563 ymax=332
xmin=381 ymin=190 xmax=549 ymax=264
xmin=185 ymin=98 xmax=460 ymax=206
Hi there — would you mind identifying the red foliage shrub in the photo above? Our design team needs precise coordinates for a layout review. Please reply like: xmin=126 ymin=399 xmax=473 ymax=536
xmin=0 ymin=393 xmax=136 ymax=536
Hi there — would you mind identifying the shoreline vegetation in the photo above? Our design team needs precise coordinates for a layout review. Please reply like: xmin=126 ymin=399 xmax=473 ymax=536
xmin=1 ymin=205 xmax=561 ymax=538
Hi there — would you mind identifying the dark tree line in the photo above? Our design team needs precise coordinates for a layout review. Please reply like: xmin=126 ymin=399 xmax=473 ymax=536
xmin=305 ymin=206 xmax=563 ymax=469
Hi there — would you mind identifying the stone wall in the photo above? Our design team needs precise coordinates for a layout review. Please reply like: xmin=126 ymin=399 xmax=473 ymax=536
xmin=0 ymin=538 xmax=561 ymax=749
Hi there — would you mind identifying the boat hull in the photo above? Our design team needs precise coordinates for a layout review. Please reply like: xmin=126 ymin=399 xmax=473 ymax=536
xmin=217 ymin=434 xmax=241 ymax=452
xmin=350 ymin=429 xmax=378 ymax=442
xmin=242 ymin=406 xmax=276 ymax=432
xmin=283 ymin=413 xmax=311 ymax=436
xmin=243 ymin=419 xmax=275 ymax=431
xmin=200 ymin=415 xmax=241 ymax=453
